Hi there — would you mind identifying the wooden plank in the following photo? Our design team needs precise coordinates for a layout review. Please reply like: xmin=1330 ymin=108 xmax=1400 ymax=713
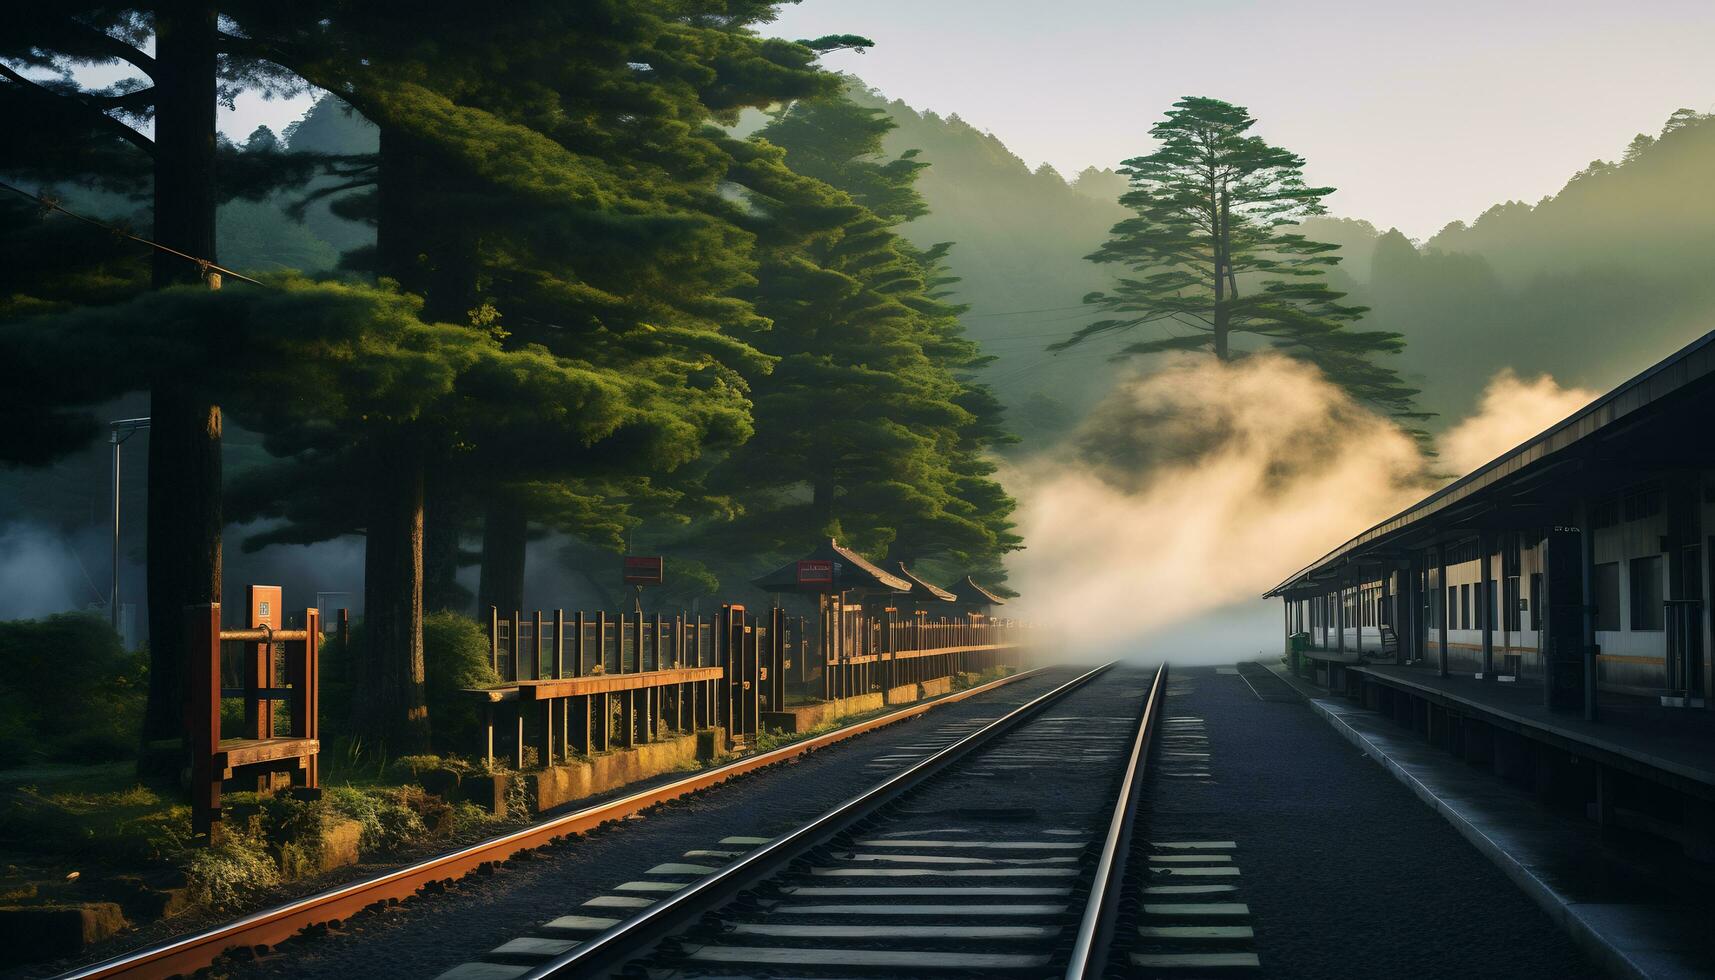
xmin=517 ymin=666 xmax=724 ymax=700
xmin=215 ymin=737 xmax=320 ymax=768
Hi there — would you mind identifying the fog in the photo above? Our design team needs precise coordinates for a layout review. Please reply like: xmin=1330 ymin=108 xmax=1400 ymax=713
xmin=1437 ymin=370 xmax=1598 ymax=476
xmin=1003 ymin=356 xmax=1599 ymax=663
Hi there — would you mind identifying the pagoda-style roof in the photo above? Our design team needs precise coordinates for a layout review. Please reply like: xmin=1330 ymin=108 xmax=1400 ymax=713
xmin=752 ymin=538 xmax=911 ymax=594
xmin=894 ymin=563 xmax=956 ymax=603
xmin=951 ymin=575 xmax=1006 ymax=606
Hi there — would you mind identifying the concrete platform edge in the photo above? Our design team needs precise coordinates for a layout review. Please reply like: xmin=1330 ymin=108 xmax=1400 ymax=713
xmin=1263 ymin=661 xmax=1649 ymax=980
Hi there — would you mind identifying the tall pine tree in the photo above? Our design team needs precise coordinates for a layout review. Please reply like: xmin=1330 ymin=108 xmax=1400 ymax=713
xmin=1054 ymin=96 xmax=1422 ymax=421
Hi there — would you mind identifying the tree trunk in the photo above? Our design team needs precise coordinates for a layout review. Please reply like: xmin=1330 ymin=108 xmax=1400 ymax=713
xmin=1211 ymin=185 xmax=1230 ymax=361
xmin=478 ymin=491 xmax=528 ymax=617
xmin=139 ymin=1 xmax=222 ymax=774
xmin=355 ymin=434 xmax=431 ymax=755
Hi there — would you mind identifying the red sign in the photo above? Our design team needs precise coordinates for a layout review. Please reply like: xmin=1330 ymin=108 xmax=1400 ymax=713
xmin=796 ymin=559 xmax=835 ymax=589
xmin=623 ymin=555 xmax=664 ymax=585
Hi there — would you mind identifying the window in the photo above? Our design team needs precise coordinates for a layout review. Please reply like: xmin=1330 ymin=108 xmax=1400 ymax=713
xmin=1460 ymin=583 xmax=1471 ymax=630
xmin=1447 ymin=587 xmax=1457 ymax=629
xmin=1593 ymin=562 xmax=1621 ymax=631
xmin=1529 ymin=573 xmax=1543 ymax=630
xmin=1630 ymin=556 xmax=1664 ymax=631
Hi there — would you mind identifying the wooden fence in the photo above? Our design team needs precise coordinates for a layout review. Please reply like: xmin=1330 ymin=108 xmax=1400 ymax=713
xmin=474 ymin=605 xmax=808 ymax=768
xmin=821 ymin=599 xmax=1026 ymax=700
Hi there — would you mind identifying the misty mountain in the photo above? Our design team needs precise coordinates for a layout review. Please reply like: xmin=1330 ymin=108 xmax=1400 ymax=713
xmin=851 ymin=86 xmax=1132 ymax=446
xmin=1299 ymin=109 xmax=1715 ymax=424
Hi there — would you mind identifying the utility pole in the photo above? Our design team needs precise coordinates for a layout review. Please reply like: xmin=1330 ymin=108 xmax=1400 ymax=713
xmin=109 ymin=417 xmax=151 ymax=633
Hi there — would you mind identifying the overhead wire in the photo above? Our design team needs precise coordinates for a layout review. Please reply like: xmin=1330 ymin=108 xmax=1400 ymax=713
xmin=0 ymin=179 xmax=268 ymax=288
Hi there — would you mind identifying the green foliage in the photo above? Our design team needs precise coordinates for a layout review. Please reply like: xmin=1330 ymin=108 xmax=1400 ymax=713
xmin=423 ymin=612 xmax=500 ymax=752
xmin=1057 ymin=96 xmax=1421 ymax=423
xmin=185 ymin=833 xmax=280 ymax=912
xmin=0 ymin=613 xmax=145 ymax=766
xmin=323 ymin=785 xmax=429 ymax=854
xmin=678 ymin=90 xmax=1018 ymax=582
xmin=319 ymin=612 xmax=498 ymax=758
xmin=0 ymin=782 xmax=192 ymax=867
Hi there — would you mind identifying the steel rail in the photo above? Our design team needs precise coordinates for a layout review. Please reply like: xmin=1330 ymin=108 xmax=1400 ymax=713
xmin=57 ymin=664 xmax=1050 ymax=980
xmin=523 ymin=660 xmax=1122 ymax=980
xmin=1064 ymin=662 xmax=1168 ymax=979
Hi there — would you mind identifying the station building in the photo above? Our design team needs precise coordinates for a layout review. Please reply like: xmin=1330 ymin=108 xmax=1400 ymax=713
xmin=1268 ymin=331 xmax=1715 ymax=858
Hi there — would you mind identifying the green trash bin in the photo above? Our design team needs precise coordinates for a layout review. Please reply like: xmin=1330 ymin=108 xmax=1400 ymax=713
xmin=1288 ymin=632 xmax=1310 ymax=675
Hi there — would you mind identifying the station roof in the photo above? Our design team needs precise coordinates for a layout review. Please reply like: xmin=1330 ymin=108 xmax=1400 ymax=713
xmin=1266 ymin=328 xmax=1715 ymax=598
xmin=894 ymin=563 xmax=956 ymax=603
xmin=951 ymin=575 xmax=1007 ymax=606
xmin=752 ymin=538 xmax=911 ymax=594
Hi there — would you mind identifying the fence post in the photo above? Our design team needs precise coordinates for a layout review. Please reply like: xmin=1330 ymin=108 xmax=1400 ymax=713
xmin=511 ymin=609 xmax=524 ymax=682
xmin=189 ymin=603 xmax=222 ymax=841
xmin=489 ymin=606 xmax=499 ymax=675
xmin=299 ymin=607 xmax=321 ymax=789
xmin=553 ymin=609 xmax=564 ymax=680
xmin=531 ymin=610 xmax=543 ymax=682
xmin=574 ymin=611 xmax=586 ymax=677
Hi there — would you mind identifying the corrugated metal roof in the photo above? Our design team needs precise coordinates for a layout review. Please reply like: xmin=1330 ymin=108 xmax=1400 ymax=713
xmin=951 ymin=575 xmax=1007 ymax=606
xmin=752 ymin=538 xmax=911 ymax=593
xmin=1266 ymin=329 xmax=1715 ymax=597
xmin=894 ymin=563 xmax=956 ymax=602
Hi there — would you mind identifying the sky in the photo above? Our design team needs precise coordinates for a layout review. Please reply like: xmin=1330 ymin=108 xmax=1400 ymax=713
xmin=166 ymin=1 xmax=1714 ymax=241
xmin=763 ymin=0 xmax=1715 ymax=240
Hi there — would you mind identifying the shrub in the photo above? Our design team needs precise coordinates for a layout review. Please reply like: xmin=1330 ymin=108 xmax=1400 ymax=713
xmin=0 ymin=613 xmax=145 ymax=765
xmin=324 ymin=785 xmax=427 ymax=854
xmin=424 ymin=612 xmax=499 ymax=754
xmin=323 ymin=612 xmax=498 ymax=758
xmin=185 ymin=833 xmax=279 ymax=912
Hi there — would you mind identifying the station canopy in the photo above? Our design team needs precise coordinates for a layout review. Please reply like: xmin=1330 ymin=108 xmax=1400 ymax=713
xmin=1266 ymin=328 xmax=1715 ymax=599
xmin=894 ymin=562 xmax=957 ymax=603
xmin=752 ymin=538 xmax=911 ymax=595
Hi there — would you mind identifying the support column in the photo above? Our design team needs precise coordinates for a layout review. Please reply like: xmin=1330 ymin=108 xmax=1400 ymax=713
xmin=1437 ymin=545 xmax=1450 ymax=678
xmin=1579 ymin=498 xmax=1599 ymax=722
xmin=1335 ymin=581 xmax=1346 ymax=656
xmin=1481 ymin=532 xmax=1495 ymax=679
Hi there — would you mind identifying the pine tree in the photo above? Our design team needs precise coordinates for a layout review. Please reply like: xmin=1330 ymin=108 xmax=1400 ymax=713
xmin=1054 ymin=96 xmax=1422 ymax=421
xmin=0 ymin=5 xmax=306 ymax=767
xmin=213 ymin=4 xmax=850 ymax=750
xmin=690 ymin=93 xmax=1019 ymax=581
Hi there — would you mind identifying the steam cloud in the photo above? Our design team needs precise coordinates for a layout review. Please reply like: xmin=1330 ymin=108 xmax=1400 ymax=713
xmin=1437 ymin=369 xmax=1597 ymax=476
xmin=1004 ymin=356 xmax=1596 ymax=660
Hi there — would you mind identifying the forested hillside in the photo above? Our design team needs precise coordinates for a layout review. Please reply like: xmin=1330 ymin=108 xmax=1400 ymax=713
xmin=1302 ymin=109 xmax=1715 ymax=421
xmin=849 ymin=86 xmax=1132 ymax=445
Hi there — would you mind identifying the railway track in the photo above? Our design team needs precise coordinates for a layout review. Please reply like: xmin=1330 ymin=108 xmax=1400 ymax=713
xmin=57 ymin=666 xmax=1049 ymax=980
xmin=424 ymin=660 xmax=1169 ymax=980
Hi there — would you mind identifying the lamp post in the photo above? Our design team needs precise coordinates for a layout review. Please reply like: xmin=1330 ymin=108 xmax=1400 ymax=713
xmin=109 ymin=417 xmax=150 ymax=632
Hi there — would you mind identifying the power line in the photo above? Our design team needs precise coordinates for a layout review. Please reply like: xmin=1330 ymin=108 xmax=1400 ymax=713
xmin=0 ymin=180 xmax=268 ymax=288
